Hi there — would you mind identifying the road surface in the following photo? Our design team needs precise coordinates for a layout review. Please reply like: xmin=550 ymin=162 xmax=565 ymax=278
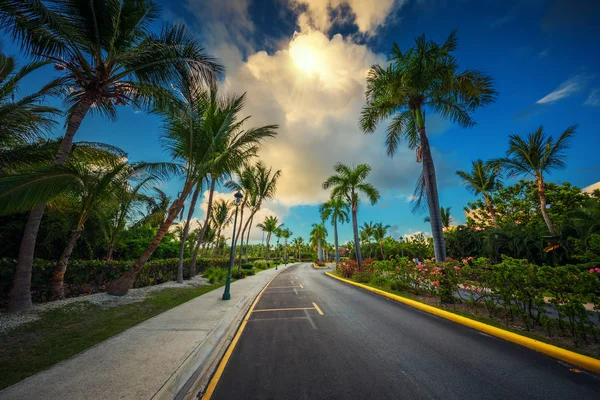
xmin=208 ymin=263 xmax=599 ymax=399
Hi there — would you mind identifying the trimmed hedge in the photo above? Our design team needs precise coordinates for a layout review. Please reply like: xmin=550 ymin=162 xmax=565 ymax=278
xmin=0 ymin=257 xmax=232 ymax=304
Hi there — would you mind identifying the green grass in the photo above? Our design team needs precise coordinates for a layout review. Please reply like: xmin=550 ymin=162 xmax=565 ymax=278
xmin=0 ymin=283 xmax=223 ymax=390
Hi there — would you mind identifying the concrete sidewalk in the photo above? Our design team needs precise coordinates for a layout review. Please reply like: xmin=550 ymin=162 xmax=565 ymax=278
xmin=0 ymin=265 xmax=289 ymax=400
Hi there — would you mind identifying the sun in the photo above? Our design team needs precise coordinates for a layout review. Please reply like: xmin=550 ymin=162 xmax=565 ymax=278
xmin=290 ymin=41 xmax=319 ymax=74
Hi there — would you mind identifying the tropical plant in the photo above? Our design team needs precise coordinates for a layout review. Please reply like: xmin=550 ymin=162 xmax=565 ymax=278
xmin=319 ymin=198 xmax=350 ymax=265
xmin=292 ymin=237 xmax=304 ymax=260
xmin=0 ymin=51 xmax=60 ymax=146
xmin=456 ymin=159 xmax=502 ymax=227
xmin=322 ymin=163 xmax=379 ymax=267
xmin=493 ymin=125 xmax=576 ymax=234
xmin=256 ymin=216 xmax=282 ymax=261
xmin=225 ymin=164 xmax=256 ymax=268
xmin=373 ymin=222 xmax=391 ymax=259
xmin=280 ymin=228 xmax=292 ymax=263
xmin=0 ymin=0 xmax=223 ymax=311
xmin=310 ymin=223 xmax=328 ymax=264
xmin=425 ymin=207 xmax=452 ymax=229
xmin=274 ymin=227 xmax=284 ymax=258
xmin=360 ymin=30 xmax=496 ymax=262
xmin=211 ymin=199 xmax=232 ymax=256
xmin=360 ymin=221 xmax=376 ymax=258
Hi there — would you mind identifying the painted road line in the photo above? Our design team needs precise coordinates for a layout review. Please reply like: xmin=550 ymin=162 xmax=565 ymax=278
xmin=201 ymin=272 xmax=281 ymax=400
xmin=312 ymin=302 xmax=324 ymax=316
xmin=299 ymin=284 xmax=304 ymax=289
xmin=253 ymin=307 xmax=315 ymax=313
xmin=326 ymin=272 xmax=600 ymax=375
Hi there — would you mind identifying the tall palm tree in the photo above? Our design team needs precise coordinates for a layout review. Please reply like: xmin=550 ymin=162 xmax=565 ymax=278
xmin=456 ymin=159 xmax=502 ymax=227
xmin=360 ymin=30 xmax=496 ymax=262
xmin=0 ymin=51 xmax=60 ymax=146
xmin=256 ymin=216 xmax=281 ymax=261
xmin=494 ymin=126 xmax=576 ymax=234
xmin=292 ymin=237 xmax=304 ymax=260
xmin=322 ymin=163 xmax=379 ymax=267
xmin=274 ymin=227 xmax=284 ymax=259
xmin=373 ymin=222 xmax=391 ymax=259
xmin=1 ymin=0 xmax=223 ymax=311
xmin=424 ymin=207 xmax=452 ymax=228
xmin=310 ymin=223 xmax=328 ymax=264
xmin=236 ymin=162 xmax=281 ymax=263
xmin=360 ymin=221 xmax=376 ymax=258
xmin=319 ymin=198 xmax=350 ymax=265
xmin=211 ymin=199 xmax=232 ymax=256
xmin=280 ymin=228 xmax=292 ymax=263
xmin=225 ymin=164 xmax=256 ymax=268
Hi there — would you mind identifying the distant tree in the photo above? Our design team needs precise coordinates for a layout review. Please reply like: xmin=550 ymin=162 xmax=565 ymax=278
xmin=456 ymin=160 xmax=502 ymax=227
xmin=373 ymin=222 xmax=391 ymax=259
xmin=319 ymin=198 xmax=350 ymax=265
xmin=256 ymin=216 xmax=282 ymax=261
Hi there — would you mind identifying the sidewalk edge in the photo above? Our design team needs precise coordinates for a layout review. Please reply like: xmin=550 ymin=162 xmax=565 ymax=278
xmin=325 ymin=272 xmax=600 ymax=374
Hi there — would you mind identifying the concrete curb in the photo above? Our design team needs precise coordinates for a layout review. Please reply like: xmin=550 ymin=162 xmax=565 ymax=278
xmin=312 ymin=263 xmax=329 ymax=269
xmin=326 ymin=272 xmax=600 ymax=374
xmin=154 ymin=266 xmax=289 ymax=400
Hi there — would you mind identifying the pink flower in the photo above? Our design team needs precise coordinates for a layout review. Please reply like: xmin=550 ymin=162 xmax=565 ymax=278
xmin=462 ymin=259 xmax=468 ymax=265
xmin=468 ymin=257 xmax=473 ymax=261
xmin=454 ymin=265 xmax=460 ymax=270
xmin=418 ymin=262 xmax=423 ymax=267
xmin=590 ymin=269 xmax=595 ymax=274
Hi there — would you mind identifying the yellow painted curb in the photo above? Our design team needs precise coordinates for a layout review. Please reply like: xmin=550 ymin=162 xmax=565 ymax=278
xmin=313 ymin=263 xmax=329 ymax=269
xmin=326 ymin=272 xmax=600 ymax=374
xmin=201 ymin=271 xmax=282 ymax=399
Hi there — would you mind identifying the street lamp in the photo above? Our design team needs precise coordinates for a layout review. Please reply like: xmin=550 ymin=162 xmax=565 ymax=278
xmin=222 ymin=190 xmax=243 ymax=301
xmin=399 ymin=236 xmax=404 ymax=258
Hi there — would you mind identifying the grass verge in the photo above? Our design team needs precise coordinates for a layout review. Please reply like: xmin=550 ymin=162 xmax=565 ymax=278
xmin=0 ymin=283 xmax=223 ymax=390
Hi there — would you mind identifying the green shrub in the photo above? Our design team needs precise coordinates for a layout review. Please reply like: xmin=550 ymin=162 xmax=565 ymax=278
xmin=231 ymin=269 xmax=246 ymax=279
xmin=203 ymin=266 xmax=227 ymax=284
xmin=241 ymin=263 xmax=253 ymax=270
xmin=253 ymin=260 xmax=268 ymax=270
xmin=246 ymin=268 xmax=256 ymax=276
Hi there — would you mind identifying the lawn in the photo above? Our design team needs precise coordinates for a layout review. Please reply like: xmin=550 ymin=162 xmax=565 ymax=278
xmin=0 ymin=283 xmax=223 ymax=390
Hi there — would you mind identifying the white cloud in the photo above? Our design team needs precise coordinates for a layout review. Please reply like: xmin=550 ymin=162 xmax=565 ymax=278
xmin=536 ymin=74 xmax=589 ymax=104
xmin=584 ymin=89 xmax=600 ymax=107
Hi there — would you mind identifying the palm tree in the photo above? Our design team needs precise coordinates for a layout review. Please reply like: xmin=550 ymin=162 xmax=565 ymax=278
xmin=424 ymin=207 xmax=452 ymax=229
xmin=310 ymin=223 xmax=328 ymax=263
xmin=319 ymin=198 xmax=350 ymax=265
xmin=280 ymin=228 xmax=292 ymax=263
xmin=1 ymin=0 xmax=223 ymax=311
xmin=292 ymin=237 xmax=304 ymax=260
xmin=274 ymin=227 xmax=284 ymax=259
xmin=456 ymin=160 xmax=502 ymax=227
xmin=211 ymin=200 xmax=233 ymax=256
xmin=0 ymin=51 xmax=60 ymax=146
xmin=236 ymin=162 xmax=282 ymax=263
xmin=0 ymin=155 xmax=145 ymax=299
xmin=256 ymin=216 xmax=281 ymax=261
xmin=494 ymin=126 xmax=576 ymax=234
xmin=373 ymin=222 xmax=391 ymax=259
xmin=360 ymin=221 xmax=376 ymax=258
xmin=322 ymin=163 xmax=379 ymax=267
xmin=360 ymin=30 xmax=496 ymax=262
xmin=225 ymin=165 xmax=256 ymax=268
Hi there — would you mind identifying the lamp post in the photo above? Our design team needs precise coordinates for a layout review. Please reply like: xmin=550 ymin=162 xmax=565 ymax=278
xmin=222 ymin=190 xmax=243 ymax=301
xmin=399 ymin=236 xmax=404 ymax=258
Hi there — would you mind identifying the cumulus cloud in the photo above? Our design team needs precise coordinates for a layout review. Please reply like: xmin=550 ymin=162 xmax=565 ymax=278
xmin=536 ymin=74 xmax=589 ymax=104
xmin=290 ymin=0 xmax=406 ymax=34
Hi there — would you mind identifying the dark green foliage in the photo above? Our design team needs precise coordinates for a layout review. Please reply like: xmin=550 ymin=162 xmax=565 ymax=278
xmin=241 ymin=263 xmax=253 ymax=270
xmin=231 ymin=269 xmax=246 ymax=279
xmin=203 ymin=266 xmax=228 ymax=284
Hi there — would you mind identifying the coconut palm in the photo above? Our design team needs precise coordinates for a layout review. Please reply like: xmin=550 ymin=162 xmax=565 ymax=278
xmin=360 ymin=221 xmax=376 ymax=258
xmin=493 ymin=126 xmax=576 ymax=234
xmin=0 ymin=0 xmax=223 ymax=311
xmin=373 ymin=222 xmax=391 ymax=259
xmin=211 ymin=199 xmax=233 ymax=256
xmin=456 ymin=160 xmax=502 ymax=227
xmin=225 ymin=164 xmax=256 ymax=268
xmin=292 ymin=237 xmax=304 ymax=260
xmin=236 ymin=162 xmax=282 ymax=263
xmin=360 ymin=30 xmax=496 ymax=262
xmin=424 ymin=207 xmax=452 ymax=228
xmin=274 ymin=227 xmax=284 ymax=259
xmin=322 ymin=163 xmax=379 ymax=267
xmin=280 ymin=228 xmax=292 ymax=263
xmin=0 ymin=51 xmax=61 ymax=146
xmin=310 ymin=223 xmax=328 ymax=263
xmin=256 ymin=216 xmax=282 ymax=261
xmin=319 ymin=198 xmax=349 ymax=265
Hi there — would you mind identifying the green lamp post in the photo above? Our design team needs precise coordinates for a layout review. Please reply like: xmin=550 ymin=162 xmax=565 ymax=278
xmin=222 ymin=190 xmax=243 ymax=301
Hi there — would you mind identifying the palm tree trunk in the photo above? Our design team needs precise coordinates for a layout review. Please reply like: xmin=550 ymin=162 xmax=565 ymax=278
xmin=245 ymin=216 xmax=253 ymax=263
xmin=178 ymin=182 xmax=201 ymax=282
xmin=380 ymin=239 xmax=384 ymax=260
xmin=284 ymin=239 xmax=288 ymax=263
xmin=235 ymin=206 xmax=245 ymax=269
xmin=265 ymin=233 xmax=272 ymax=261
xmin=483 ymin=193 xmax=498 ymax=227
xmin=107 ymin=196 xmax=184 ymax=296
xmin=51 ymin=225 xmax=84 ymax=300
xmin=8 ymin=98 xmax=94 ymax=312
xmin=419 ymin=123 xmax=446 ymax=262
xmin=190 ymin=177 xmax=216 ymax=276
xmin=352 ymin=205 xmax=362 ymax=267
xmin=105 ymin=244 xmax=115 ymax=261
xmin=317 ymin=240 xmax=322 ymax=263
xmin=213 ymin=227 xmax=222 ymax=257
xmin=537 ymin=177 xmax=555 ymax=234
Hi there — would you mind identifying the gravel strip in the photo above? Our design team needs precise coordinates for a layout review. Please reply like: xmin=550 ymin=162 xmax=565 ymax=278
xmin=0 ymin=274 xmax=211 ymax=334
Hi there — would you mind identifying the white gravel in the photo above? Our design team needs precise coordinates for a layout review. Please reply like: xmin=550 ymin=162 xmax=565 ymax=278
xmin=0 ymin=274 xmax=211 ymax=334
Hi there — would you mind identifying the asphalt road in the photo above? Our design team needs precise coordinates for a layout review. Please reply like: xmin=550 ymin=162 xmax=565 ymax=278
xmin=209 ymin=263 xmax=600 ymax=399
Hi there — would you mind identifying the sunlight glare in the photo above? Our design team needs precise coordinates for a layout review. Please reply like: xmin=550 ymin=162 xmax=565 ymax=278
xmin=290 ymin=41 xmax=319 ymax=74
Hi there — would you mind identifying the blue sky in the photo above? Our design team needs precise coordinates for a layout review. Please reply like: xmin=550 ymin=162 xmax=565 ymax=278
xmin=5 ymin=0 xmax=600 ymax=245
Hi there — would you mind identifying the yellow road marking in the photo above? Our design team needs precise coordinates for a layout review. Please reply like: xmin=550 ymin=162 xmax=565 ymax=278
xmin=300 ymin=284 xmax=304 ymax=289
xmin=312 ymin=302 xmax=324 ymax=316
xmin=253 ymin=307 xmax=315 ymax=313
xmin=201 ymin=273 xmax=280 ymax=400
